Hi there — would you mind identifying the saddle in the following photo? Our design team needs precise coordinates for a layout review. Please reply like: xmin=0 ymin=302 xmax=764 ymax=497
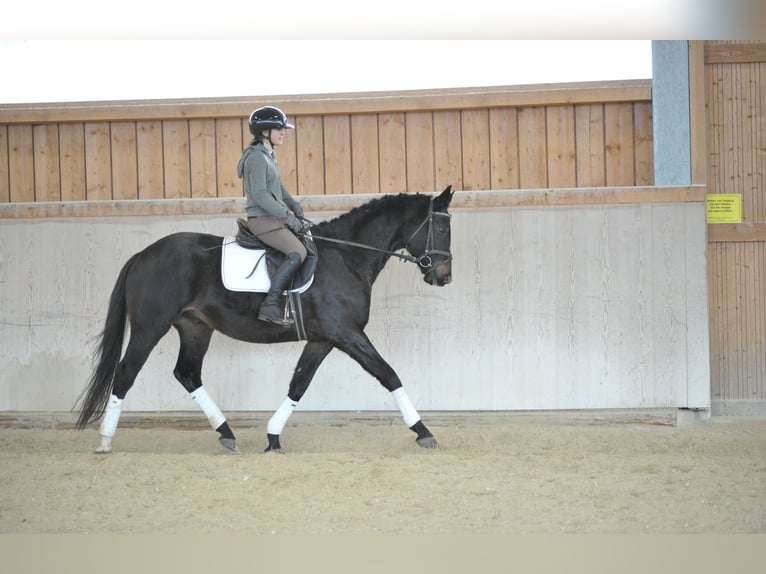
xmin=234 ymin=219 xmax=318 ymax=289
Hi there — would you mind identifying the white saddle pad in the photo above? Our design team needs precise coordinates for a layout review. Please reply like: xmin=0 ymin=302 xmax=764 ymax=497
xmin=221 ymin=237 xmax=313 ymax=293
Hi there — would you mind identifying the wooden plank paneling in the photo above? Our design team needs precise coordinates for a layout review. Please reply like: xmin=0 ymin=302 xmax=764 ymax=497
xmin=518 ymin=107 xmax=547 ymax=189
xmin=546 ymin=105 xmax=576 ymax=188
xmin=729 ymin=242 xmax=744 ymax=398
xmin=323 ymin=115 xmax=352 ymax=195
xmin=741 ymin=62 xmax=763 ymax=222
xmin=757 ymin=62 xmax=765 ymax=223
xmin=724 ymin=61 xmax=742 ymax=209
xmin=378 ymin=113 xmax=406 ymax=193
xmin=189 ymin=119 xmax=217 ymax=199
xmin=605 ymin=103 xmax=636 ymax=186
xmin=405 ymin=112 xmax=435 ymax=193
xmin=0 ymin=82 xmax=656 ymax=202
xmin=707 ymin=63 xmax=723 ymax=196
xmin=295 ymin=115 xmax=325 ymax=196
xmin=709 ymin=242 xmax=766 ymax=401
xmin=489 ymin=108 xmax=518 ymax=190
xmin=277 ymin=115 xmax=298 ymax=195
xmin=110 ymin=122 xmax=138 ymax=200
xmin=705 ymin=40 xmax=766 ymax=407
xmin=84 ymin=122 xmax=112 ymax=201
xmin=0 ymin=126 xmax=9 ymax=203
xmin=8 ymin=125 xmax=34 ymax=202
xmin=215 ymin=118 xmax=244 ymax=198
xmin=709 ymin=241 xmax=724 ymax=398
xmin=575 ymin=104 xmax=606 ymax=187
xmin=59 ymin=124 xmax=86 ymax=202
xmin=32 ymin=124 xmax=61 ymax=202
xmin=350 ymin=114 xmax=380 ymax=194
xmin=162 ymin=120 xmax=190 ymax=199
xmin=433 ymin=111 xmax=463 ymax=191
xmin=756 ymin=62 xmax=765 ymax=222
xmin=633 ymin=102 xmax=654 ymax=186
xmin=461 ymin=110 xmax=490 ymax=191
xmin=136 ymin=121 xmax=164 ymax=200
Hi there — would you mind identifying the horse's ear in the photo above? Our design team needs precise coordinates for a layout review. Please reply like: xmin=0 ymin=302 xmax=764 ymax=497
xmin=434 ymin=185 xmax=454 ymax=210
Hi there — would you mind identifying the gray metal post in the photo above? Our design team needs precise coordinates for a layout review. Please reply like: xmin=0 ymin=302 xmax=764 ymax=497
xmin=652 ymin=40 xmax=691 ymax=185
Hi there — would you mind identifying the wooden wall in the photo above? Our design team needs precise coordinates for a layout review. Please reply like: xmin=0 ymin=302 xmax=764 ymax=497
xmin=0 ymin=80 xmax=653 ymax=202
xmin=0 ymin=78 xmax=716 ymax=417
xmin=704 ymin=41 xmax=766 ymax=414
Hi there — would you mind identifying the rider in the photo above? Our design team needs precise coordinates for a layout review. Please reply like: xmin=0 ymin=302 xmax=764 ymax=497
xmin=237 ymin=106 xmax=307 ymax=326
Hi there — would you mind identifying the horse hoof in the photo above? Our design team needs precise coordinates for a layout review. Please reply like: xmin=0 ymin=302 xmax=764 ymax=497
xmin=264 ymin=447 xmax=284 ymax=454
xmin=416 ymin=436 xmax=439 ymax=449
xmin=218 ymin=438 xmax=239 ymax=453
xmin=94 ymin=447 xmax=112 ymax=455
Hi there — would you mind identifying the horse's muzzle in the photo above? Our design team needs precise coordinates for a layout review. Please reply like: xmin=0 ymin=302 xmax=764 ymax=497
xmin=424 ymin=263 xmax=452 ymax=286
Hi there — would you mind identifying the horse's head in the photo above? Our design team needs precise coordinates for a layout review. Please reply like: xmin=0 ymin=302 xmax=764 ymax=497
xmin=406 ymin=185 xmax=455 ymax=286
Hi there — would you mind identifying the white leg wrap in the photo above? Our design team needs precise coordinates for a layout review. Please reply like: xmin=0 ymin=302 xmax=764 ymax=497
xmin=392 ymin=387 xmax=420 ymax=427
xmin=97 ymin=435 xmax=114 ymax=453
xmin=267 ymin=397 xmax=297 ymax=435
xmin=99 ymin=395 xmax=123 ymax=438
xmin=190 ymin=386 xmax=227 ymax=430
xmin=96 ymin=395 xmax=123 ymax=453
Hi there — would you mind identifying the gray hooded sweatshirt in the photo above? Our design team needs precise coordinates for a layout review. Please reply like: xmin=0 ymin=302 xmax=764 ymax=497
xmin=237 ymin=143 xmax=300 ymax=219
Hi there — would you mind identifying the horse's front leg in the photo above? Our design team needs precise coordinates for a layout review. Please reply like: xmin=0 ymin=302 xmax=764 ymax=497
xmin=265 ymin=341 xmax=334 ymax=453
xmin=393 ymin=389 xmax=439 ymax=448
xmin=337 ymin=332 xmax=438 ymax=449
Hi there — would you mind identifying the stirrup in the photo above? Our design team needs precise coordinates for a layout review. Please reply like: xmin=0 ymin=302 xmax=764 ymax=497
xmin=258 ymin=304 xmax=293 ymax=326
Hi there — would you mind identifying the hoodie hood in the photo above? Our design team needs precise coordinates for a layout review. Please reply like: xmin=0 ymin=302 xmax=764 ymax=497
xmin=236 ymin=145 xmax=259 ymax=179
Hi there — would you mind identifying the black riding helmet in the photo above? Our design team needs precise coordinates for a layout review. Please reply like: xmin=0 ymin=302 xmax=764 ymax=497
xmin=248 ymin=106 xmax=295 ymax=135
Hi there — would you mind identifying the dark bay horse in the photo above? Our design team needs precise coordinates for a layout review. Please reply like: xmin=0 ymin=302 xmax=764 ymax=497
xmin=74 ymin=186 xmax=454 ymax=453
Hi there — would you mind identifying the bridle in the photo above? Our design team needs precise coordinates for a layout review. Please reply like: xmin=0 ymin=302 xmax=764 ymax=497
xmin=305 ymin=197 xmax=452 ymax=278
xmin=402 ymin=198 xmax=452 ymax=280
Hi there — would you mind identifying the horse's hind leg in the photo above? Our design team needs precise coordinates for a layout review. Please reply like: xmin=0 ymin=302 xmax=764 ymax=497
xmin=265 ymin=341 xmax=333 ymax=453
xmin=97 ymin=328 xmax=169 ymax=453
xmin=173 ymin=315 xmax=237 ymax=452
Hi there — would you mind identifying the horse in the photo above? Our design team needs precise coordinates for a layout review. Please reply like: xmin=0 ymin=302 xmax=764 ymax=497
xmin=74 ymin=186 xmax=455 ymax=454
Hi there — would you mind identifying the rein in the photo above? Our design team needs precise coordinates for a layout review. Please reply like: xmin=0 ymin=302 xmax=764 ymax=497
xmin=303 ymin=197 xmax=452 ymax=273
xmin=300 ymin=233 xmax=420 ymax=264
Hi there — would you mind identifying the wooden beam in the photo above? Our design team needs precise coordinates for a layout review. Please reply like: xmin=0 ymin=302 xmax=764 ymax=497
xmin=688 ymin=41 xmax=707 ymax=185
xmin=0 ymin=80 xmax=652 ymax=125
xmin=707 ymin=222 xmax=766 ymax=242
xmin=712 ymin=400 xmax=766 ymax=417
xmin=0 ymin=186 xmax=706 ymax=220
xmin=704 ymin=43 xmax=766 ymax=64
xmin=452 ymin=186 xmax=705 ymax=208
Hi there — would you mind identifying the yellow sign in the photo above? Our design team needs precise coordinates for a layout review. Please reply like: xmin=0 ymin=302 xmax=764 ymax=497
xmin=707 ymin=194 xmax=742 ymax=223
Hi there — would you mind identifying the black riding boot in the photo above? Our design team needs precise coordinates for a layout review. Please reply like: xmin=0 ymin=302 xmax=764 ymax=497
xmin=258 ymin=252 xmax=302 ymax=326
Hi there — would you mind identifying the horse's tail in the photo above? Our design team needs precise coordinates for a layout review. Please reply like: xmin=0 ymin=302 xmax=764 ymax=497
xmin=73 ymin=253 xmax=138 ymax=430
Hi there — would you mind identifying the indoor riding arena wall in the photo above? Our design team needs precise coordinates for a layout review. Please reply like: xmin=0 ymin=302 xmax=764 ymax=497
xmin=0 ymin=78 xmax=711 ymax=415
xmin=0 ymin=189 xmax=708 ymax=414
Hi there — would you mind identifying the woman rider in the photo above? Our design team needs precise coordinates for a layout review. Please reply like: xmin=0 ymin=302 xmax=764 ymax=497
xmin=237 ymin=106 xmax=307 ymax=326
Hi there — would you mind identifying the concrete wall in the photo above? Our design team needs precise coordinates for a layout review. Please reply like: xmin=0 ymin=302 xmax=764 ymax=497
xmin=0 ymin=188 xmax=709 ymax=414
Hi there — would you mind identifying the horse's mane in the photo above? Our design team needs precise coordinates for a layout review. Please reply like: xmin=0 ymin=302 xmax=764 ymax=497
xmin=313 ymin=193 xmax=429 ymax=236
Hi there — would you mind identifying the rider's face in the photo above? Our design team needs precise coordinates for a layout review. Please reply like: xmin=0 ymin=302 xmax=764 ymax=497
xmin=266 ymin=128 xmax=285 ymax=146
